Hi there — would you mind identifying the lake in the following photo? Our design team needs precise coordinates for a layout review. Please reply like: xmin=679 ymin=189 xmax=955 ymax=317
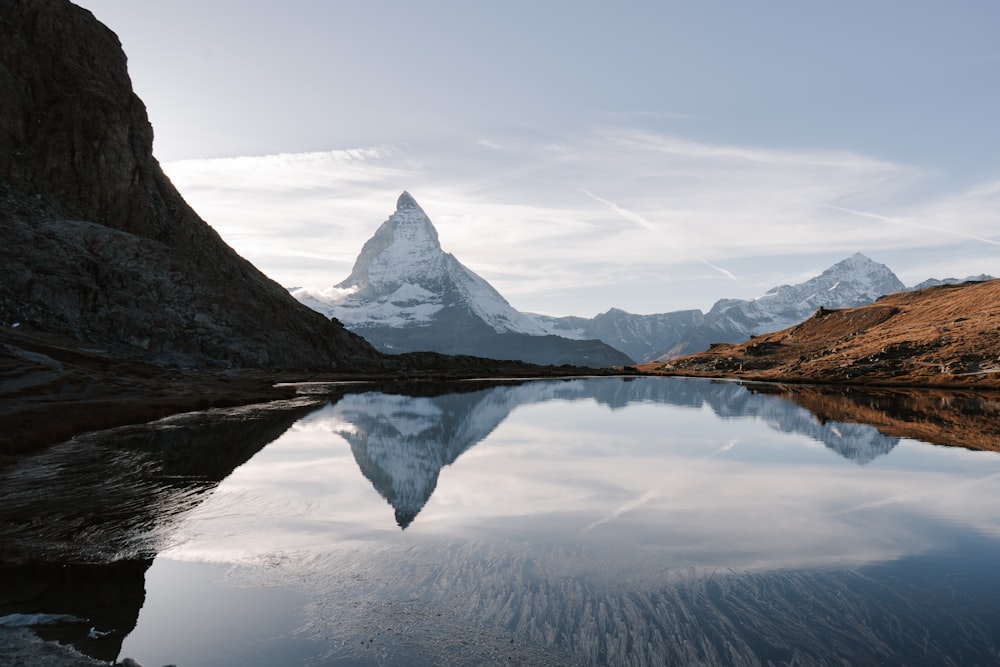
xmin=2 ymin=377 xmax=999 ymax=666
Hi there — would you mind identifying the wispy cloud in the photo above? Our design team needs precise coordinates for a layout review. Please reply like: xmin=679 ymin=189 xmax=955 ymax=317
xmin=476 ymin=139 xmax=505 ymax=150
xmin=163 ymin=128 xmax=999 ymax=315
xmin=580 ymin=189 xmax=738 ymax=281
xmin=827 ymin=205 xmax=1000 ymax=246
xmin=579 ymin=188 xmax=655 ymax=230
xmin=168 ymin=146 xmax=409 ymax=191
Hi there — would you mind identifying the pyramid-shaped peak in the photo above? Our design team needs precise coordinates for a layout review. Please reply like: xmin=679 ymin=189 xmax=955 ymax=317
xmin=396 ymin=191 xmax=421 ymax=211
xmin=824 ymin=253 xmax=885 ymax=274
xmin=818 ymin=253 xmax=904 ymax=294
xmin=843 ymin=252 xmax=875 ymax=265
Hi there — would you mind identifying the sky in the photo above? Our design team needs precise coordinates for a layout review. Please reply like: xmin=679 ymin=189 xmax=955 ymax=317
xmin=76 ymin=1 xmax=999 ymax=317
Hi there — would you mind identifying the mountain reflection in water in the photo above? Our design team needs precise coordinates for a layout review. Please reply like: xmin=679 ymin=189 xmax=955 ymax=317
xmin=1 ymin=377 xmax=999 ymax=666
xmin=322 ymin=378 xmax=902 ymax=529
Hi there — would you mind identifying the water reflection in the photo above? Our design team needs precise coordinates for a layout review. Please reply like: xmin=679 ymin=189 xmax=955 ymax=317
xmin=2 ymin=377 xmax=1000 ymax=666
xmin=0 ymin=397 xmax=323 ymax=660
xmin=749 ymin=382 xmax=1000 ymax=453
xmin=313 ymin=378 xmax=902 ymax=530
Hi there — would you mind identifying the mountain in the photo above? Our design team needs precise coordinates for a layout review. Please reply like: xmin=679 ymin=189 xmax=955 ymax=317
xmin=292 ymin=192 xmax=633 ymax=368
xmin=535 ymin=308 xmax=706 ymax=363
xmin=536 ymin=253 xmax=906 ymax=362
xmin=908 ymin=274 xmax=995 ymax=291
xmin=0 ymin=0 xmax=381 ymax=370
xmin=644 ymin=278 xmax=1000 ymax=390
xmin=656 ymin=253 xmax=906 ymax=359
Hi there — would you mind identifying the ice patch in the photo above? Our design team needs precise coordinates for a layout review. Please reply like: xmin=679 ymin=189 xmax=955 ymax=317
xmin=387 ymin=282 xmax=437 ymax=305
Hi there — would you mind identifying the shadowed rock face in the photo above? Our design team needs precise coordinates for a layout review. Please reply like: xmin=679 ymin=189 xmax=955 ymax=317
xmin=0 ymin=0 xmax=382 ymax=370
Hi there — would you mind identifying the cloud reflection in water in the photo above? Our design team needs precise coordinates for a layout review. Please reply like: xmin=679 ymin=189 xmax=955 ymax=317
xmin=162 ymin=378 xmax=1000 ymax=574
xmin=143 ymin=377 xmax=1000 ymax=665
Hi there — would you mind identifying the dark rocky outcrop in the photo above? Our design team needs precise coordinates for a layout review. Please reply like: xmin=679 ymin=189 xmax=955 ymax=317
xmin=0 ymin=0 xmax=382 ymax=370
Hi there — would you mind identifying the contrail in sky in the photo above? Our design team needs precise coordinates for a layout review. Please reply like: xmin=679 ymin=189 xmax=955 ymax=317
xmin=581 ymin=189 xmax=739 ymax=280
xmin=699 ymin=258 xmax=738 ymax=281
xmin=828 ymin=205 xmax=1000 ymax=245
xmin=580 ymin=188 xmax=655 ymax=230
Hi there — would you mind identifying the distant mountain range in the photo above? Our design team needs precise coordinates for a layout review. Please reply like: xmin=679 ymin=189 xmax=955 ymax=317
xmin=537 ymin=252 xmax=911 ymax=361
xmin=648 ymin=277 xmax=1000 ymax=390
xmin=294 ymin=192 xmax=993 ymax=367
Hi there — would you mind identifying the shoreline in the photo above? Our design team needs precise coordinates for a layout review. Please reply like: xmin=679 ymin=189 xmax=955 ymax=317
xmin=7 ymin=322 xmax=1000 ymax=468
xmin=0 ymin=326 xmax=621 ymax=466
xmin=640 ymin=367 xmax=1000 ymax=392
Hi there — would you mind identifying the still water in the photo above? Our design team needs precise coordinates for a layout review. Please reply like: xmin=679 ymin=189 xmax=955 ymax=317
xmin=2 ymin=377 xmax=1000 ymax=666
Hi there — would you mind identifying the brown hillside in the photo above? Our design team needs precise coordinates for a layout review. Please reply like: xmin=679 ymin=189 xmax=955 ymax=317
xmin=639 ymin=279 xmax=1000 ymax=390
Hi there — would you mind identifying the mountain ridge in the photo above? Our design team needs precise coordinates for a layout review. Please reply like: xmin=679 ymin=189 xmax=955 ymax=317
xmin=521 ymin=254 xmax=991 ymax=362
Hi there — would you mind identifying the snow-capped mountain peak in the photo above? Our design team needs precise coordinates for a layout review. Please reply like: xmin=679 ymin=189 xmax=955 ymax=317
xmin=708 ymin=252 xmax=905 ymax=336
xmin=292 ymin=192 xmax=558 ymax=336
xmin=337 ymin=191 xmax=444 ymax=299
xmin=291 ymin=192 xmax=633 ymax=366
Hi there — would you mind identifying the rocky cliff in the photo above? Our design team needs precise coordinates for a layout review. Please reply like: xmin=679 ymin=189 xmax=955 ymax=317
xmin=0 ymin=0 xmax=382 ymax=370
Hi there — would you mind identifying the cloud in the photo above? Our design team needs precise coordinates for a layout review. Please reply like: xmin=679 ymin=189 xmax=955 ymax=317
xmin=607 ymin=129 xmax=900 ymax=171
xmin=827 ymin=205 xmax=1000 ymax=246
xmin=162 ymin=128 xmax=999 ymax=315
xmin=167 ymin=146 xmax=409 ymax=192
xmin=579 ymin=189 xmax=738 ymax=281
xmin=476 ymin=139 xmax=505 ymax=150
xmin=579 ymin=188 xmax=655 ymax=231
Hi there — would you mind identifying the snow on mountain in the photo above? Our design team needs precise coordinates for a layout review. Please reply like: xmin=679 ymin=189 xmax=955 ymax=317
xmin=652 ymin=253 xmax=905 ymax=360
xmin=291 ymin=192 xmax=633 ymax=368
xmin=709 ymin=252 xmax=906 ymax=336
xmin=908 ymin=274 xmax=995 ymax=291
xmin=295 ymin=192 xmax=547 ymax=335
